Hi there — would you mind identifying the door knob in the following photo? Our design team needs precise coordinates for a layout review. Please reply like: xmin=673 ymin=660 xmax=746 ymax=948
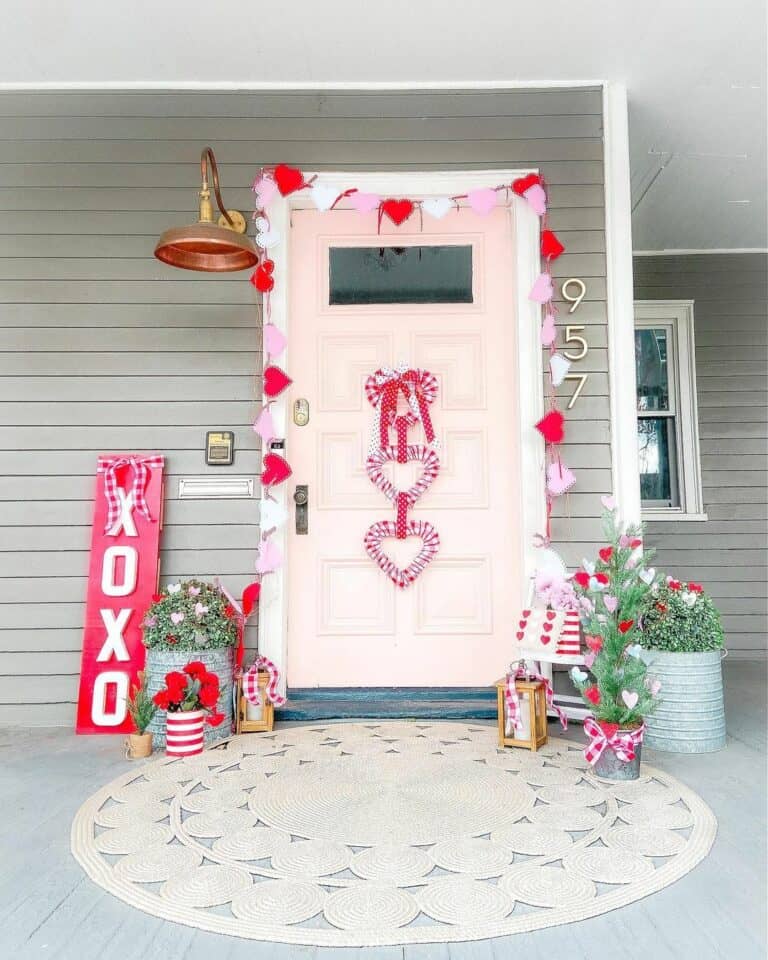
xmin=293 ymin=484 xmax=308 ymax=534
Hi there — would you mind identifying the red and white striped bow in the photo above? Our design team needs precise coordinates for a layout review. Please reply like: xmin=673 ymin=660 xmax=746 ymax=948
xmin=97 ymin=455 xmax=163 ymax=534
xmin=243 ymin=655 xmax=286 ymax=708
xmin=505 ymin=663 xmax=568 ymax=732
xmin=583 ymin=715 xmax=646 ymax=766
xmin=364 ymin=366 xmax=439 ymax=453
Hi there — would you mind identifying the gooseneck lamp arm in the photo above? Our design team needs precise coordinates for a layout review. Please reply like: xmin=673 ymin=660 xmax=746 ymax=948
xmin=198 ymin=147 xmax=234 ymax=228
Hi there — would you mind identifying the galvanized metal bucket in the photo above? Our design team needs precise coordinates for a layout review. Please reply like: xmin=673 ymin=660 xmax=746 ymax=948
xmin=592 ymin=733 xmax=643 ymax=781
xmin=144 ymin=646 xmax=235 ymax=748
xmin=640 ymin=648 xmax=726 ymax=753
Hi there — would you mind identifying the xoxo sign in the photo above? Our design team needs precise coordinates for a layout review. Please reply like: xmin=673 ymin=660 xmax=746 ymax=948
xmin=75 ymin=455 xmax=164 ymax=734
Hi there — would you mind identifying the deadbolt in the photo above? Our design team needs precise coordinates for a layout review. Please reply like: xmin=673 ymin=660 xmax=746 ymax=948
xmin=293 ymin=398 xmax=310 ymax=427
xmin=293 ymin=484 xmax=308 ymax=535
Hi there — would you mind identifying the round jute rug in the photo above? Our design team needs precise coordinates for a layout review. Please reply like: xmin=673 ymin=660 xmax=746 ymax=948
xmin=71 ymin=721 xmax=717 ymax=946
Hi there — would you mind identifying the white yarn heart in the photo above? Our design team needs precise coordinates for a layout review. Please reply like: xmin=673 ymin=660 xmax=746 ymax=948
xmin=310 ymin=182 xmax=339 ymax=212
xmin=621 ymin=690 xmax=639 ymax=710
xmin=549 ymin=353 xmax=571 ymax=387
xmin=422 ymin=197 xmax=453 ymax=219
xmin=256 ymin=228 xmax=281 ymax=249
xmin=253 ymin=216 xmax=270 ymax=232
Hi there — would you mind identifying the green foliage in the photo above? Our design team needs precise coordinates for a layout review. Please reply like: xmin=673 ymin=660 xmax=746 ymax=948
xmin=640 ymin=581 xmax=725 ymax=652
xmin=127 ymin=670 xmax=156 ymax=734
xmin=141 ymin=579 xmax=239 ymax=652
xmin=570 ymin=505 xmax=661 ymax=725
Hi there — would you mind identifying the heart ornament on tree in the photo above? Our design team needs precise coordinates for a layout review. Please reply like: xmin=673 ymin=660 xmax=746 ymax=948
xmin=365 ymin=445 xmax=440 ymax=505
xmin=364 ymin=519 xmax=440 ymax=589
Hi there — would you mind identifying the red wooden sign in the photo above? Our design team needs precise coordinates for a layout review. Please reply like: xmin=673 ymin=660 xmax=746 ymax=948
xmin=75 ymin=455 xmax=164 ymax=734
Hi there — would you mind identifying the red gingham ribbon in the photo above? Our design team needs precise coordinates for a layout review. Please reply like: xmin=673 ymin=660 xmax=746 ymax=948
xmin=243 ymin=655 xmax=286 ymax=707
xmin=365 ymin=367 xmax=439 ymax=450
xmin=97 ymin=455 xmax=163 ymax=534
xmin=583 ymin=716 xmax=646 ymax=766
xmin=505 ymin=663 xmax=568 ymax=732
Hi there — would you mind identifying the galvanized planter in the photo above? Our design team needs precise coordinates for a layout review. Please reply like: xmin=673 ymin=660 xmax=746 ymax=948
xmin=592 ymin=728 xmax=643 ymax=781
xmin=144 ymin=646 xmax=235 ymax=748
xmin=640 ymin=648 xmax=726 ymax=753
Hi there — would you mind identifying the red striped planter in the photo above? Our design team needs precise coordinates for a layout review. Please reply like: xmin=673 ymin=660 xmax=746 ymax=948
xmin=165 ymin=709 xmax=205 ymax=757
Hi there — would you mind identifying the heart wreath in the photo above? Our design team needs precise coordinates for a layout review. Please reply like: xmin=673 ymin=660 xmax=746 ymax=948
xmin=365 ymin=444 xmax=440 ymax=505
xmin=364 ymin=519 xmax=441 ymax=589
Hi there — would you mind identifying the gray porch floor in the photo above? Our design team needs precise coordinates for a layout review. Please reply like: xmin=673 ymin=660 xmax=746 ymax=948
xmin=1 ymin=660 xmax=765 ymax=960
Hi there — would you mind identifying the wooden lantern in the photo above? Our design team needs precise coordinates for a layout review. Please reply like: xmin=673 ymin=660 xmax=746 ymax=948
xmin=235 ymin=672 xmax=275 ymax=734
xmin=495 ymin=677 xmax=548 ymax=751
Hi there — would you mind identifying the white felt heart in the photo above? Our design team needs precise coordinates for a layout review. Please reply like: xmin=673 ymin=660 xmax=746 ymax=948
xmin=422 ymin=196 xmax=453 ymax=219
xmin=549 ymin=353 xmax=571 ymax=387
xmin=681 ymin=591 xmax=697 ymax=607
xmin=310 ymin=182 xmax=338 ymax=212
xmin=260 ymin=498 xmax=287 ymax=531
xmin=625 ymin=644 xmax=642 ymax=659
xmin=639 ymin=567 xmax=656 ymax=585
xmin=256 ymin=228 xmax=281 ymax=249
xmin=535 ymin=546 xmax=568 ymax=578
xmin=582 ymin=559 xmax=596 ymax=575
xmin=570 ymin=667 xmax=588 ymax=685
xmin=621 ymin=689 xmax=639 ymax=709
xmin=588 ymin=576 xmax=605 ymax=592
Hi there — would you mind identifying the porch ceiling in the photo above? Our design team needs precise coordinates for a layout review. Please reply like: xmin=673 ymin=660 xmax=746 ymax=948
xmin=3 ymin=0 xmax=766 ymax=252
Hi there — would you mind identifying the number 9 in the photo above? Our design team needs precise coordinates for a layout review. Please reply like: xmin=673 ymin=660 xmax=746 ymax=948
xmin=561 ymin=278 xmax=586 ymax=313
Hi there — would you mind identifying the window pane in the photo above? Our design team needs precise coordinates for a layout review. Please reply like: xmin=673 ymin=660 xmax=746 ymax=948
xmin=638 ymin=416 xmax=679 ymax=505
xmin=329 ymin=245 xmax=473 ymax=305
xmin=635 ymin=328 xmax=670 ymax=411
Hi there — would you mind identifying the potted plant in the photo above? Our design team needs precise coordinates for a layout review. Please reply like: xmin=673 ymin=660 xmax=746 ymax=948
xmin=141 ymin=579 xmax=239 ymax=746
xmin=639 ymin=577 xmax=726 ymax=753
xmin=152 ymin=661 xmax=225 ymax=757
xmin=125 ymin=670 xmax=156 ymax=759
xmin=568 ymin=499 xmax=662 ymax=780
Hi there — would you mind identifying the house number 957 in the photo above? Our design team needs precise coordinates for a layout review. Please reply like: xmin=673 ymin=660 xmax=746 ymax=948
xmin=560 ymin=279 xmax=589 ymax=410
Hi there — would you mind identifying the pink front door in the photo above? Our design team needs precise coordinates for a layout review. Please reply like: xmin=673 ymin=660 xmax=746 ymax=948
xmin=286 ymin=207 xmax=521 ymax=687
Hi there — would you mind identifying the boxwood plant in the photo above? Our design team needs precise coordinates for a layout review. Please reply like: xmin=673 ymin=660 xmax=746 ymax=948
xmin=141 ymin=579 xmax=239 ymax=652
xmin=640 ymin=578 xmax=725 ymax=653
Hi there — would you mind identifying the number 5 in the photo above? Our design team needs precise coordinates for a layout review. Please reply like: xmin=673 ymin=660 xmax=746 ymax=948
xmin=563 ymin=325 xmax=588 ymax=361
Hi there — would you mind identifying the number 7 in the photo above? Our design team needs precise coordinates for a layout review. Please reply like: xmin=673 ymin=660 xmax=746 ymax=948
xmin=563 ymin=373 xmax=588 ymax=409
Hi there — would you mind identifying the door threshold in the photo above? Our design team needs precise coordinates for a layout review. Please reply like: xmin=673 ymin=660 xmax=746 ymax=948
xmin=280 ymin=686 xmax=497 ymax=721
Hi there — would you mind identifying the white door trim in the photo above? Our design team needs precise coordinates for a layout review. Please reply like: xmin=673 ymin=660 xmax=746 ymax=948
xmin=257 ymin=169 xmax=546 ymax=693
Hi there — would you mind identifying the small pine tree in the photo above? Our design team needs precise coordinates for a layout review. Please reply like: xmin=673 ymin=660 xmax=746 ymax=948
xmin=569 ymin=502 xmax=662 ymax=727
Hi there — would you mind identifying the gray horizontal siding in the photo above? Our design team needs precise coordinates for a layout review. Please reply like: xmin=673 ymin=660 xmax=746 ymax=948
xmin=0 ymin=87 xmax=607 ymax=721
xmin=634 ymin=253 xmax=768 ymax=658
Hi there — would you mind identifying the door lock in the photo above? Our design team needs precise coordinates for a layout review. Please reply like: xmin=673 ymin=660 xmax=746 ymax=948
xmin=293 ymin=484 xmax=309 ymax=535
xmin=293 ymin=398 xmax=310 ymax=427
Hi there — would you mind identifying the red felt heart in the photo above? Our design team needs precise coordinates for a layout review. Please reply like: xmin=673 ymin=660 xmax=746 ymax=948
xmin=263 ymin=365 xmax=293 ymax=398
xmin=541 ymin=229 xmax=565 ymax=260
xmin=512 ymin=173 xmax=541 ymax=196
xmin=542 ymin=622 xmax=553 ymax=633
xmin=366 ymin=444 xmax=440 ymax=507
xmin=535 ymin=410 xmax=565 ymax=444
xmin=364 ymin=518 xmax=440 ymax=588
xmin=573 ymin=571 xmax=590 ymax=588
xmin=273 ymin=164 xmax=304 ymax=196
xmin=516 ymin=631 xmax=525 ymax=641
xmin=261 ymin=452 xmax=292 ymax=487
xmin=539 ymin=634 xmax=551 ymax=645
xmin=251 ymin=265 xmax=275 ymax=293
xmin=545 ymin=610 xmax=557 ymax=621
xmin=598 ymin=721 xmax=619 ymax=738
xmin=260 ymin=259 xmax=274 ymax=275
xmin=242 ymin=581 xmax=261 ymax=619
xmin=381 ymin=198 xmax=414 ymax=226
xmin=522 ymin=609 xmax=531 ymax=618
xmin=618 ymin=619 xmax=634 ymax=634
xmin=599 ymin=547 xmax=613 ymax=563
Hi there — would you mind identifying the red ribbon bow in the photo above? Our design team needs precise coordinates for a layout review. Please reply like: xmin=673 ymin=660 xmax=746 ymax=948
xmin=583 ymin=715 xmax=646 ymax=766
xmin=97 ymin=455 xmax=163 ymax=534
xmin=365 ymin=368 xmax=439 ymax=450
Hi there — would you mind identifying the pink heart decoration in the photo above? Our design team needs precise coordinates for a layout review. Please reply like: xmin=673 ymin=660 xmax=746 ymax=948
xmin=529 ymin=273 xmax=554 ymax=304
xmin=422 ymin=196 xmax=453 ymax=219
xmin=366 ymin=444 xmax=440 ymax=506
xmin=350 ymin=191 xmax=382 ymax=214
xmin=467 ymin=187 xmax=497 ymax=215
xmin=523 ymin=183 xmax=547 ymax=216
xmin=253 ymin=406 xmax=276 ymax=445
xmin=170 ymin=611 xmax=184 ymax=625
xmin=256 ymin=537 xmax=283 ymax=575
xmin=649 ymin=678 xmax=662 ymax=696
xmin=253 ymin=176 xmax=278 ymax=207
xmin=540 ymin=312 xmax=557 ymax=346
xmin=549 ymin=353 xmax=571 ymax=387
xmin=601 ymin=494 xmax=616 ymax=510
xmin=621 ymin=689 xmax=639 ymax=710
xmin=546 ymin=461 xmax=576 ymax=497
xmin=604 ymin=594 xmax=618 ymax=613
xmin=364 ymin=519 xmax=440 ymax=589
xmin=584 ymin=651 xmax=597 ymax=669
xmin=619 ymin=534 xmax=632 ymax=548
xmin=263 ymin=323 xmax=287 ymax=358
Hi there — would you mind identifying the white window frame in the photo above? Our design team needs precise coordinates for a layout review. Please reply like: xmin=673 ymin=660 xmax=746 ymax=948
xmin=634 ymin=300 xmax=706 ymax=521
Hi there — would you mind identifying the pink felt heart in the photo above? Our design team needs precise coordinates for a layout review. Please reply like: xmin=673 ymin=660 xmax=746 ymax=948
xmin=604 ymin=594 xmax=618 ymax=613
xmin=364 ymin=519 xmax=440 ymax=589
xmin=263 ymin=365 xmax=293 ymax=399
xmin=540 ymin=312 xmax=557 ymax=347
xmin=253 ymin=406 xmax=276 ymax=444
xmin=261 ymin=452 xmax=292 ymax=487
xmin=621 ymin=689 xmax=639 ymax=710
xmin=545 ymin=610 xmax=557 ymax=621
xmin=648 ymin=678 xmax=662 ymax=696
xmin=584 ymin=651 xmax=596 ymax=669
xmin=523 ymin=183 xmax=547 ymax=216
xmin=170 ymin=611 xmax=184 ymax=625
xmin=253 ymin=176 xmax=278 ymax=207
xmin=601 ymin=494 xmax=616 ymax=510
xmin=256 ymin=537 xmax=283 ymax=574
xmin=263 ymin=323 xmax=287 ymax=358
xmin=529 ymin=273 xmax=554 ymax=304
xmin=467 ymin=187 xmax=497 ymax=215
xmin=366 ymin=444 xmax=440 ymax=506
xmin=350 ymin=191 xmax=381 ymax=214
xmin=546 ymin=461 xmax=575 ymax=496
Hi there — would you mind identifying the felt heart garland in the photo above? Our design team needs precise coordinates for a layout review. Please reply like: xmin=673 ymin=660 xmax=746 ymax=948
xmin=261 ymin=452 xmax=292 ymax=487
xmin=536 ymin=410 xmax=565 ymax=444
xmin=263 ymin=365 xmax=293 ymax=398
xmin=380 ymin=198 xmax=414 ymax=226
xmin=273 ymin=164 xmax=305 ymax=196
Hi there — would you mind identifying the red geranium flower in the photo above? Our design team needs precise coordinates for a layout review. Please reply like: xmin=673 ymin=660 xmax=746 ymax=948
xmin=656 ymin=602 xmax=668 ymax=612
xmin=184 ymin=661 xmax=207 ymax=679
xmin=199 ymin=683 xmax=219 ymax=708
xmin=688 ymin=582 xmax=703 ymax=593
xmin=166 ymin=634 xmax=178 ymax=644
xmin=206 ymin=711 xmax=225 ymax=727
xmin=224 ymin=604 xmax=236 ymax=619
xmin=584 ymin=685 xmax=601 ymax=705
xmin=668 ymin=578 xmax=681 ymax=590
xmin=573 ymin=571 xmax=590 ymax=589
xmin=152 ymin=690 xmax=170 ymax=709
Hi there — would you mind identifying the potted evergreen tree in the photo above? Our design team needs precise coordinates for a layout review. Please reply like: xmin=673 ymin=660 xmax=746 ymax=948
xmin=639 ymin=578 xmax=726 ymax=753
xmin=126 ymin=671 xmax=156 ymax=758
xmin=569 ymin=500 xmax=662 ymax=780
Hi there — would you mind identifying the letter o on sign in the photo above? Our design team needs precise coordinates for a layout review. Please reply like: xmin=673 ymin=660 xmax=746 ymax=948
xmin=101 ymin=545 xmax=138 ymax=597
xmin=90 ymin=670 xmax=129 ymax=726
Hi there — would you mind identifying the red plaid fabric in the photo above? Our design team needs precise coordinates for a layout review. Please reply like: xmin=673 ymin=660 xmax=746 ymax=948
xmin=555 ymin=607 xmax=582 ymax=657
xmin=97 ymin=455 xmax=163 ymax=534
xmin=505 ymin=663 xmax=568 ymax=732
xmin=583 ymin=715 xmax=646 ymax=766
xmin=242 ymin=655 xmax=286 ymax=708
